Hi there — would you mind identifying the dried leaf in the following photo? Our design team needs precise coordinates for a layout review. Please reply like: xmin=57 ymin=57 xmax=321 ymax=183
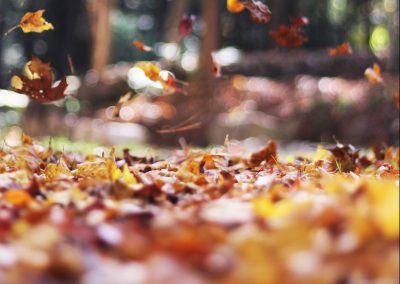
xmin=364 ymin=63 xmax=383 ymax=85
xmin=271 ymin=25 xmax=306 ymax=48
xmin=178 ymin=15 xmax=195 ymax=37
xmin=250 ymin=140 xmax=277 ymax=166
xmin=11 ymin=56 xmax=68 ymax=103
xmin=4 ymin=190 xmax=32 ymax=207
xmin=132 ymin=40 xmax=153 ymax=53
xmin=227 ymin=0 xmax=246 ymax=13
xmin=328 ymin=42 xmax=353 ymax=56
xmin=20 ymin=10 xmax=54 ymax=33
xmin=244 ymin=0 xmax=272 ymax=24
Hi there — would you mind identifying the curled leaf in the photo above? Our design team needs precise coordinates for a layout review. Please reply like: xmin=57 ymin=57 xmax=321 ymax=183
xmin=20 ymin=10 xmax=54 ymax=33
xmin=244 ymin=0 xmax=272 ymax=24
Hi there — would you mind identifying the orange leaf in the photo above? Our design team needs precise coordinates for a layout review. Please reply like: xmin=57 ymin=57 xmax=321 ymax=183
xmin=11 ymin=56 xmax=68 ymax=103
xmin=132 ymin=40 xmax=153 ymax=53
xmin=4 ymin=190 xmax=32 ymax=207
xmin=227 ymin=0 xmax=246 ymax=13
xmin=328 ymin=42 xmax=353 ymax=56
xmin=244 ymin=0 xmax=272 ymax=24
xmin=364 ymin=63 xmax=383 ymax=85
xmin=20 ymin=10 xmax=54 ymax=33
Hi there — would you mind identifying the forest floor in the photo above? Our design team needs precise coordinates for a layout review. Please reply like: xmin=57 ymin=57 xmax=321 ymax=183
xmin=0 ymin=135 xmax=398 ymax=284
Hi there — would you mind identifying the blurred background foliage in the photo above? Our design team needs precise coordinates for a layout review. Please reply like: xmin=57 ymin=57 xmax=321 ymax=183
xmin=0 ymin=0 xmax=398 ymax=148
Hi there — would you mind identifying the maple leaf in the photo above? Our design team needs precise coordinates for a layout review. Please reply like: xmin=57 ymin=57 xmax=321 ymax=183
xmin=364 ymin=63 xmax=383 ymax=84
xmin=178 ymin=15 xmax=195 ymax=37
xmin=11 ymin=56 xmax=68 ymax=103
xmin=328 ymin=42 xmax=353 ymax=56
xmin=5 ymin=10 xmax=54 ymax=35
xmin=227 ymin=0 xmax=246 ymax=13
xmin=244 ymin=0 xmax=272 ymax=24
xmin=132 ymin=40 xmax=153 ymax=53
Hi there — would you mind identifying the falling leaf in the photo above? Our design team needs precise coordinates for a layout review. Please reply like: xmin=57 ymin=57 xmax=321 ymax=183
xmin=5 ymin=10 xmax=54 ymax=35
xmin=328 ymin=42 xmax=353 ymax=56
xmin=211 ymin=53 xmax=221 ymax=78
xmin=364 ymin=63 xmax=383 ymax=85
xmin=271 ymin=24 xmax=306 ymax=48
xmin=244 ymin=0 xmax=272 ymax=24
xmin=132 ymin=40 xmax=153 ymax=53
xmin=290 ymin=16 xmax=309 ymax=27
xmin=178 ymin=15 xmax=195 ymax=37
xmin=227 ymin=0 xmax=246 ymax=13
xmin=11 ymin=56 xmax=68 ymax=103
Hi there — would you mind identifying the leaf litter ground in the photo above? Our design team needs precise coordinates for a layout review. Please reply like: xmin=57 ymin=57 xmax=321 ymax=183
xmin=0 ymin=135 xmax=398 ymax=284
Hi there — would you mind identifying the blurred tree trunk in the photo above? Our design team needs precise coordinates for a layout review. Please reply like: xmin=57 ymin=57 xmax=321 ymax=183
xmin=163 ymin=0 xmax=188 ymax=42
xmin=86 ymin=0 xmax=112 ymax=72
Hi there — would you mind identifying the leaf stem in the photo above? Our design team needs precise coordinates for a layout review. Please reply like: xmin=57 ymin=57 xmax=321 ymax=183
xmin=4 ymin=24 xmax=20 ymax=36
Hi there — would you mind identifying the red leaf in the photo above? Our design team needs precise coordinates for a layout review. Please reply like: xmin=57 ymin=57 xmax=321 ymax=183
xmin=178 ymin=15 xmax=195 ymax=37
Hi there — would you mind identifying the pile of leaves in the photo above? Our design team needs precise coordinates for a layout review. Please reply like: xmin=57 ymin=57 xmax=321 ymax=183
xmin=0 ymin=135 xmax=398 ymax=283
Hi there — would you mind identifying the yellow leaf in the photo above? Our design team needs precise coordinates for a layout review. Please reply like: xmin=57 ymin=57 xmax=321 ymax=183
xmin=121 ymin=164 xmax=137 ymax=185
xmin=227 ymin=0 xmax=246 ymax=13
xmin=20 ymin=10 xmax=54 ymax=33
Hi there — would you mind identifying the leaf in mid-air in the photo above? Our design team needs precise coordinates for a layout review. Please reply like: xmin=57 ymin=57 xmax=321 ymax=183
xmin=11 ymin=56 xmax=68 ymax=103
xmin=132 ymin=40 xmax=153 ymax=53
xmin=364 ymin=63 xmax=383 ymax=85
xmin=227 ymin=0 xmax=246 ymax=13
xmin=244 ymin=0 xmax=272 ymax=24
xmin=178 ymin=15 xmax=195 ymax=37
xmin=328 ymin=42 xmax=353 ymax=56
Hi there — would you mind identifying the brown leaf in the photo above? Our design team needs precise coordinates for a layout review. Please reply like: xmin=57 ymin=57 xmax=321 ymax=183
xmin=250 ymin=140 xmax=277 ymax=166
xmin=11 ymin=56 xmax=68 ymax=103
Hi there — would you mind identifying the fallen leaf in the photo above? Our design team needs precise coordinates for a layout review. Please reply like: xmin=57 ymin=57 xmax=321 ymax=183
xmin=6 ymin=10 xmax=54 ymax=35
xmin=250 ymin=140 xmax=277 ymax=166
